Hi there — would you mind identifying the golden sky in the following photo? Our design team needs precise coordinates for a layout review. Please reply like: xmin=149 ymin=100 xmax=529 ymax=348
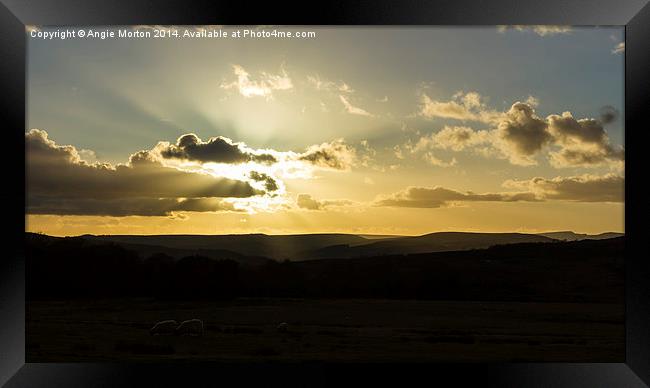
xmin=26 ymin=26 xmax=625 ymax=236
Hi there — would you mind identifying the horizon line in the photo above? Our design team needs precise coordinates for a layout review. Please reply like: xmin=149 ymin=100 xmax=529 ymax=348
xmin=25 ymin=230 xmax=626 ymax=238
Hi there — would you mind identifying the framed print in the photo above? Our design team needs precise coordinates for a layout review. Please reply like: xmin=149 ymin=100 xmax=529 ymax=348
xmin=1 ymin=0 xmax=649 ymax=386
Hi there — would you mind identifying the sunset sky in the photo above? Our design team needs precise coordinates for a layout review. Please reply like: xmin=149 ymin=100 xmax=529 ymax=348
xmin=26 ymin=26 xmax=625 ymax=236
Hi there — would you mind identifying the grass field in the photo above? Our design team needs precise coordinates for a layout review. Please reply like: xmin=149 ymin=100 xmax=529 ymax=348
xmin=27 ymin=298 xmax=624 ymax=362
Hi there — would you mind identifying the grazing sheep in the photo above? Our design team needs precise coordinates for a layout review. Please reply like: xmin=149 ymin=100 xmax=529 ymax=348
xmin=277 ymin=322 xmax=288 ymax=333
xmin=149 ymin=320 xmax=178 ymax=336
xmin=175 ymin=319 xmax=204 ymax=337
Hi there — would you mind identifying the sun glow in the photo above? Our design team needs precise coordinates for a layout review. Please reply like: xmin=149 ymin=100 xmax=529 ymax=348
xmin=26 ymin=27 xmax=625 ymax=236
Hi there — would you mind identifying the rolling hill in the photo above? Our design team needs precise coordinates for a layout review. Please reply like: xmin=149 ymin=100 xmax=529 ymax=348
xmin=27 ymin=230 xmax=623 ymax=262
xmin=303 ymin=232 xmax=556 ymax=259
xmin=536 ymin=231 xmax=624 ymax=241
xmin=78 ymin=233 xmax=369 ymax=261
xmin=25 ymin=232 xmax=625 ymax=303
xmin=77 ymin=231 xmax=558 ymax=260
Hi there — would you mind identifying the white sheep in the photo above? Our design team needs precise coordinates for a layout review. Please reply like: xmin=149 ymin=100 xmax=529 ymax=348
xmin=175 ymin=319 xmax=204 ymax=337
xmin=277 ymin=322 xmax=288 ymax=333
xmin=149 ymin=320 xmax=178 ymax=336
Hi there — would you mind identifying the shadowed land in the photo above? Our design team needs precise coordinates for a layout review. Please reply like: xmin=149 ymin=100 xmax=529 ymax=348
xmin=25 ymin=232 xmax=624 ymax=362
xmin=27 ymin=298 xmax=623 ymax=362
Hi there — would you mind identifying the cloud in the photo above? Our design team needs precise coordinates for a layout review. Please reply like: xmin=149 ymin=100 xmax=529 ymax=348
xmin=414 ymin=125 xmax=491 ymax=152
xmin=307 ymin=75 xmax=370 ymax=116
xmin=393 ymin=145 xmax=405 ymax=159
xmin=296 ymin=194 xmax=323 ymax=210
xmin=376 ymin=173 xmax=623 ymax=208
xmin=298 ymin=139 xmax=357 ymax=170
xmin=546 ymin=111 xmax=624 ymax=168
xmin=525 ymin=95 xmax=540 ymax=107
xmin=26 ymin=130 xmax=370 ymax=217
xmin=547 ymin=112 xmax=609 ymax=145
xmin=412 ymin=101 xmax=551 ymax=166
xmin=296 ymin=194 xmax=354 ymax=211
xmin=220 ymin=64 xmax=292 ymax=99
xmin=26 ymin=129 xmax=263 ymax=216
xmin=530 ymin=26 xmax=572 ymax=36
xmin=358 ymin=139 xmax=378 ymax=168
xmin=249 ymin=171 xmax=279 ymax=192
xmin=27 ymin=197 xmax=240 ymax=217
xmin=339 ymin=95 xmax=373 ymax=117
xmin=307 ymin=75 xmax=354 ymax=94
xmin=493 ymin=102 xmax=553 ymax=165
xmin=375 ymin=186 xmax=539 ymax=208
xmin=548 ymin=146 xmax=624 ymax=169
xmin=599 ymin=105 xmax=620 ymax=124
xmin=419 ymin=94 xmax=473 ymax=121
xmin=159 ymin=133 xmax=277 ymax=164
xmin=418 ymin=91 xmax=500 ymax=123
xmin=612 ymin=42 xmax=625 ymax=54
xmin=423 ymin=153 xmax=457 ymax=167
xmin=411 ymin=98 xmax=624 ymax=168
xmin=503 ymin=173 xmax=624 ymax=202
xmin=156 ymin=132 xmax=363 ymax=173
xmin=78 ymin=149 xmax=97 ymax=162
xmin=497 ymin=25 xmax=572 ymax=36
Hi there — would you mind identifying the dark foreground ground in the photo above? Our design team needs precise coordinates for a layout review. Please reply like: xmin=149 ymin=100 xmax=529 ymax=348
xmin=27 ymin=298 xmax=623 ymax=362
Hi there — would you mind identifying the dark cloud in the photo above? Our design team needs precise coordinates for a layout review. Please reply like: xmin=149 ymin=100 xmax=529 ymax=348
xmin=296 ymin=194 xmax=354 ymax=211
xmin=153 ymin=133 xmax=361 ymax=172
xmin=547 ymin=113 xmax=607 ymax=145
xmin=496 ymin=102 xmax=552 ymax=162
xmin=27 ymin=197 xmax=239 ymax=217
xmin=298 ymin=139 xmax=356 ymax=170
xmin=375 ymin=186 xmax=539 ymax=208
xmin=549 ymin=146 xmax=624 ymax=168
xmin=546 ymin=112 xmax=624 ymax=168
xmin=26 ymin=129 xmax=263 ymax=216
xmin=411 ymin=101 xmax=624 ymax=168
xmin=249 ymin=171 xmax=279 ymax=192
xmin=504 ymin=174 xmax=624 ymax=203
xmin=493 ymin=105 xmax=624 ymax=168
xmin=296 ymin=194 xmax=322 ymax=210
xmin=377 ymin=173 xmax=623 ymax=208
xmin=160 ymin=133 xmax=277 ymax=164
xmin=599 ymin=105 xmax=620 ymax=124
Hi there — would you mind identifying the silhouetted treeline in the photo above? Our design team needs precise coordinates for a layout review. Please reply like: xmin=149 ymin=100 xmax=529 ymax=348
xmin=26 ymin=235 xmax=238 ymax=300
xmin=26 ymin=233 xmax=624 ymax=303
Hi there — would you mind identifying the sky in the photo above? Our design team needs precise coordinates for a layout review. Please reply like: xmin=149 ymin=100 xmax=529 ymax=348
xmin=25 ymin=26 xmax=625 ymax=236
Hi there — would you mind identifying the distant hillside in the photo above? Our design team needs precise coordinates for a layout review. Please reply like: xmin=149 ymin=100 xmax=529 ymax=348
xmin=289 ymin=237 xmax=624 ymax=303
xmin=25 ymin=233 xmax=272 ymax=267
xmin=537 ymin=231 xmax=624 ymax=241
xmin=78 ymin=233 xmax=368 ymax=261
xmin=26 ymin=231 xmax=623 ymax=262
xmin=305 ymin=232 xmax=556 ymax=259
xmin=96 ymin=241 xmax=273 ymax=267
xmin=25 ymin=233 xmax=624 ymax=303
xmin=356 ymin=234 xmax=405 ymax=240
xmin=70 ymin=231 xmax=557 ymax=261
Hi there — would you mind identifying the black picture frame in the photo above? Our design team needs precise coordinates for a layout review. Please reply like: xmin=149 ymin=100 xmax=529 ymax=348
xmin=1 ymin=0 xmax=648 ymax=386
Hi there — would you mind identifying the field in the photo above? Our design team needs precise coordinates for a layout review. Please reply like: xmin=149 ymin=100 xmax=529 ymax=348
xmin=27 ymin=298 xmax=624 ymax=362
